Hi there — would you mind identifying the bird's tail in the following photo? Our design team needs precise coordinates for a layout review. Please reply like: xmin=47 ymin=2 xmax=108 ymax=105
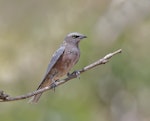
xmin=29 ymin=78 xmax=52 ymax=103
xmin=29 ymin=93 xmax=43 ymax=103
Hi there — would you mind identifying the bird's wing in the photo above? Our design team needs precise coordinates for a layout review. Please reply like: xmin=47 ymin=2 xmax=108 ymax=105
xmin=42 ymin=45 xmax=65 ymax=80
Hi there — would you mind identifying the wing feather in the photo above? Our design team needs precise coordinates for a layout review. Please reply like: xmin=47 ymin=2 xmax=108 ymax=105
xmin=42 ymin=45 xmax=65 ymax=80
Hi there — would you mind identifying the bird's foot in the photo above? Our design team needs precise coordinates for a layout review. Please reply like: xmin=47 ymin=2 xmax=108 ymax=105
xmin=51 ymin=81 xmax=57 ymax=92
xmin=67 ymin=72 xmax=71 ymax=77
xmin=73 ymin=71 xmax=80 ymax=79
xmin=68 ymin=71 xmax=80 ymax=79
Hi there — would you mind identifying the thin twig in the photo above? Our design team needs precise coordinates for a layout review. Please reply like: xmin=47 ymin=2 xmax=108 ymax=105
xmin=0 ymin=49 xmax=122 ymax=102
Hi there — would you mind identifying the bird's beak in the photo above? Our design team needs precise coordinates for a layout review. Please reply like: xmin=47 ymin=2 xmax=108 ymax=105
xmin=80 ymin=35 xmax=87 ymax=39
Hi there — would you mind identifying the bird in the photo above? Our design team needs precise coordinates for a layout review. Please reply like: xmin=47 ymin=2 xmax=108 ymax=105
xmin=30 ymin=32 xmax=87 ymax=103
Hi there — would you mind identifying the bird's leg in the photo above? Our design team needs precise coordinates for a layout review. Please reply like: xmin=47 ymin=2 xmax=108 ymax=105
xmin=73 ymin=71 xmax=80 ymax=79
xmin=67 ymin=72 xmax=71 ymax=77
xmin=51 ymin=79 xmax=58 ymax=92
xmin=68 ymin=71 xmax=80 ymax=79
xmin=55 ymin=79 xmax=60 ymax=82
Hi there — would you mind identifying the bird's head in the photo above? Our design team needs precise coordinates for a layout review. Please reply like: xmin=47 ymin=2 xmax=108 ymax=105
xmin=64 ymin=32 xmax=87 ymax=45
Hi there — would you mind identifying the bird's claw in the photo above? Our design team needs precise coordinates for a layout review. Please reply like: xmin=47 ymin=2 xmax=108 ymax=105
xmin=67 ymin=72 xmax=71 ymax=77
xmin=74 ymin=71 xmax=80 ymax=78
xmin=67 ymin=71 xmax=80 ymax=79
xmin=51 ymin=82 xmax=57 ymax=92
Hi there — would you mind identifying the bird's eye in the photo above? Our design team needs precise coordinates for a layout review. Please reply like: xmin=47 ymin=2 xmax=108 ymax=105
xmin=72 ymin=35 xmax=79 ymax=39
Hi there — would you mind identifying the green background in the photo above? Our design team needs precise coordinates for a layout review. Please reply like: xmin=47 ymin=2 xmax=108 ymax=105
xmin=0 ymin=0 xmax=150 ymax=121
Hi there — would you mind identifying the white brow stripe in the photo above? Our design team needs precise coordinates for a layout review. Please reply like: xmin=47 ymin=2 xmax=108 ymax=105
xmin=67 ymin=32 xmax=82 ymax=37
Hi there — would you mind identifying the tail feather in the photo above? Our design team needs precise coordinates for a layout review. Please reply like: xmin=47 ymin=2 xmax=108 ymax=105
xmin=29 ymin=78 xmax=52 ymax=103
xmin=29 ymin=93 xmax=43 ymax=103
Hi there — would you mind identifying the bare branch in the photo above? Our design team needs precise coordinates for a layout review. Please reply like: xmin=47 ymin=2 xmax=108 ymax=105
xmin=0 ymin=49 xmax=122 ymax=102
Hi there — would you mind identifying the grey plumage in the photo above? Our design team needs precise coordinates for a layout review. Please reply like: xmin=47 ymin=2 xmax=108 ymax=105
xmin=30 ymin=32 xmax=87 ymax=103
